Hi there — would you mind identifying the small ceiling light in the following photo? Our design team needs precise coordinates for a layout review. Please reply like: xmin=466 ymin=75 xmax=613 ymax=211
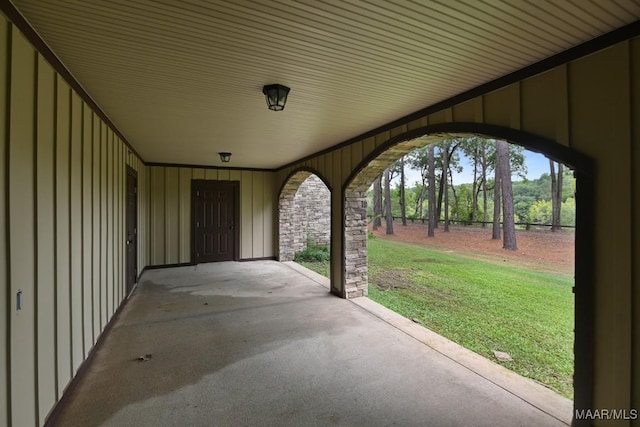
xmin=262 ymin=84 xmax=290 ymax=111
xmin=218 ymin=152 xmax=231 ymax=163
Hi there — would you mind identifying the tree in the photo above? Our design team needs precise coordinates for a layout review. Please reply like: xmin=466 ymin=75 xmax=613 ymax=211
xmin=460 ymin=137 xmax=482 ymax=222
xmin=442 ymin=141 xmax=450 ymax=232
xmin=492 ymin=156 xmax=501 ymax=240
xmin=408 ymin=142 xmax=461 ymax=222
xmin=407 ymin=147 xmax=430 ymax=220
xmin=399 ymin=156 xmax=407 ymax=226
xmin=427 ymin=144 xmax=436 ymax=237
xmin=496 ymin=140 xmax=517 ymax=250
xmin=435 ymin=140 xmax=462 ymax=226
xmin=549 ymin=159 xmax=563 ymax=231
xmin=384 ymin=168 xmax=394 ymax=234
xmin=372 ymin=175 xmax=382 ymax=230
xmin=480 ymin=140 xmax=494 ymax=227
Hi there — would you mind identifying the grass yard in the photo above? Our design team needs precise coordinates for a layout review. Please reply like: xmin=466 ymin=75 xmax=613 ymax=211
xmin=298 ymin=237 xmax=574 ymax=398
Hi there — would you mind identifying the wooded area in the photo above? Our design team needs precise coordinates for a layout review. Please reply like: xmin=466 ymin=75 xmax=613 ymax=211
xmin=369 ymin=138 xmax=576 ymax=251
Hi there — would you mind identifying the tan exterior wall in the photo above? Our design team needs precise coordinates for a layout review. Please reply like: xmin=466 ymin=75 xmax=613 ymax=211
xmin=275 ymin=37 xmax=640 ymax=421
xmin=147 ymin=166 xmax=275 ymax=265
xmin=0 ymin=18 xmax=150 ymax=427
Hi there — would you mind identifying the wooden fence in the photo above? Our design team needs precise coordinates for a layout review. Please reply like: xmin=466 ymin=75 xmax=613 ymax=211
xmin=369 ymin=215 xmax=576 ymax=230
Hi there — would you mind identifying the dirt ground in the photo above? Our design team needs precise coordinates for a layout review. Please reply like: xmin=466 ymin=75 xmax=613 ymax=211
xmin=369 ymin=221 xmax=575 ymax=276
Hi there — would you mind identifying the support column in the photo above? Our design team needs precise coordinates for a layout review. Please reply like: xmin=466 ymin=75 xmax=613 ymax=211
xmin=344 ymin=191 xmax=368 ymax=298
xmin=278 ymin=196 xmax=295 ymax=261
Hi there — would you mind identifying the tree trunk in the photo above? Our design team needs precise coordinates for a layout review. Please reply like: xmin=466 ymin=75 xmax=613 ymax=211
xmin=400 ymin=156 xmax=407 ymax=226
xmin=450 ymin=168 xmax=459 ymax=221
xmin=436 ymin=170 xmax=444 ymax=228
xmin=492 ymin=150 xmax=501 ymax=240
xmin=557 ymin=163 xmax=563 ymax=229
xmin=497 ymin=140 xmax=517 ymax=250
xmin=384 ymin=168 xmax=394 ymax=235
xmin=471 ymin=146 xmax=478 ymax=222
xmin=481 ymin=145 xmax=488 ymax=228
xmin=550 ymin=159 xmax=563 ymax=231
xmin=443 ymin=141 xmax=450 ymax=232
xmin=414 ymin=185 xmax=424 ymax=219
xmin=373 ymin=175 xmax=382 ymax=230
xmin=428 ymin=145 xmax=436 ymax=237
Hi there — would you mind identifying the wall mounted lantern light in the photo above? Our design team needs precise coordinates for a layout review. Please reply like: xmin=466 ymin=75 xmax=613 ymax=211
xmin=262 ymin=84 xmax=290 ymax=111
xmin=218 ymin=152 xmax=231 ymax=163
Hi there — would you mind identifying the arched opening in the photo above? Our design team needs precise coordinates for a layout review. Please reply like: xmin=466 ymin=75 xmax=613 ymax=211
xmin=278 ymin=168 xmax=332 ymax=270
xmin=342 ymin=123 xmax=593 ymax=419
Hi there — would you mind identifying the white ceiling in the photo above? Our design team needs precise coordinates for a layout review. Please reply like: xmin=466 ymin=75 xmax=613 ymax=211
xmin=11 ymin=0 xmax=640 ymax=169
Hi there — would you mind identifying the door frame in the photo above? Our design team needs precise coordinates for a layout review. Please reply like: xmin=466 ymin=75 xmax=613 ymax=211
xmin=191 ymin=180 xmax=240 ymax=263
xmin=125 ymin=165 xmax=138 ymax=294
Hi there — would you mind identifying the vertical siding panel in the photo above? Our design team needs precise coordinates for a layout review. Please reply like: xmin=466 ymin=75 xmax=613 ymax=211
xmin=106 ymin=130 xmax=113 ymax=318
xmin=120 ymin=142 xmax=125 ymax=300
xmin=151 ymin=167 xmax=165 ymax=265
xmin=135 ymin=158 xmax=141 ymax=272
xmin=554 ymin=65 xmax=570 ymax=148
xmin=115 ymin=139 xmax=120 ymax=301
xmin=569 ymin=43 xmax=632 ymax=410
xmin=55 ymin=76 xmax=71 ymax=398
xmin=100 ymin=121 xmax=107 ymax=329
xmin=114 ymin=139 xmax=120 ymax=307
xmin=92 ymin=118 xmax=100 ymax=341
xmin=205 ymin=168 xmax=218 ymax=180
xmin=179 ymin=168 xmax=191 ymax=263
xmin=351 ymin=140 xmax=363 ymax=174
xmin=262 ymin=173 xmax=274 ymax=257
xmin=139 ymin=164 xmax=148 ymax=272
xmin=192 ymin=168 xmax=204 ymax=179
xmin=332 ymin=151 xmax=342 ymax=190
xmin=141 ymin=164 xmax=146 ymax=270
xmin=81 ymin=103 xmax=93 ymax=352
xmin=0 ymin=17 xmax=7 ymax=426
xmin=362 ymin=137 xmax=375 ymax=164
xmin=251 ymin=171 xmax=264 ymax=258
xmin=632 ymin=38 xmax=640 ymax=415
xmin=165 ymin=167 xmax=179 ymax=264
xmin=115 ymin=138 xmax=120 ymax=305
xmin=229 ymin=170 xmax=241 ymax=182
xmin=70 ymin=93 xmax=83 ymax=373
xmin=218 ymin=169 xmax=229 ymax=181
xmin=325 ymin=154 xmax=333 ymax=190
xmin=36 ymin=56 xmax=56 ymax=425
xmin=111 ymin=135 xmax=117 ymax=310
xmin=240 ymin=170 xmax=253 ymax=258
xmin=316 ymin=155 xmax=325 ymax=179
xmin=9 ymin=31 xmax=36 ymax=427
xmin=339 ymin=146 xmax=352 ymax=182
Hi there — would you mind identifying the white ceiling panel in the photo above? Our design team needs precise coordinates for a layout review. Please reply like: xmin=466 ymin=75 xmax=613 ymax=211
xmin=10 ymin=0 xmax=640 ymax=168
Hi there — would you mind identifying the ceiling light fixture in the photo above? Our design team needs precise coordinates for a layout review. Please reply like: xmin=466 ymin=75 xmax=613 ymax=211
xmin=262 ymin=84 xmax=290 ymax=111
xmin=218 ymin=152 xmax=231 ymax=163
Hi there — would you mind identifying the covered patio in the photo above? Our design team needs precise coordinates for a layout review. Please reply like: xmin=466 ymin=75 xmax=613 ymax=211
xmin=1 ymin=1 xmax=640 ymax=426
xmin=50 ymin=262 xmax=570 ymax=426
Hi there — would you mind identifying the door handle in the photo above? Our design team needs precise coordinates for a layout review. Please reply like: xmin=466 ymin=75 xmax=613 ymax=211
xmin=228 ymin=220 xmax=234 ymax=229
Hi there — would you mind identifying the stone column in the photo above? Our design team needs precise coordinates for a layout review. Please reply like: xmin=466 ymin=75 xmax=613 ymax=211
xmin=344 ymin=191 xmax=368 ymax=298
xmin=278 ymin=196 xmax=296 ymax=261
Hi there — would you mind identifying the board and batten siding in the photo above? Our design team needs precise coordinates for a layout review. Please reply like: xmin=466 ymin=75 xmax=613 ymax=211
xmin=147 ymin=166 xmax=275 ymax=265
xmin=0 ymin=18 xmax=149 ymax=427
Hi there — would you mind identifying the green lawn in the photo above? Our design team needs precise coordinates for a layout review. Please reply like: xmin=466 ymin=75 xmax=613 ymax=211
xmin=298 ymin=237 xmax=574 ymax=398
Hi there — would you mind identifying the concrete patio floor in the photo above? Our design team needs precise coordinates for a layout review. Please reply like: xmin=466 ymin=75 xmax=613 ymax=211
xmin=51 ymin=261 xmax=573 ymax=426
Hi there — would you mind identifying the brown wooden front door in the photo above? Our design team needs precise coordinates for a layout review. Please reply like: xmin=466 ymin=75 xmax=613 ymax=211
xmin=192 ymin=180 xmax=239 ymax=263
xmin=126 ymin=166 xmax=138 ymax=294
